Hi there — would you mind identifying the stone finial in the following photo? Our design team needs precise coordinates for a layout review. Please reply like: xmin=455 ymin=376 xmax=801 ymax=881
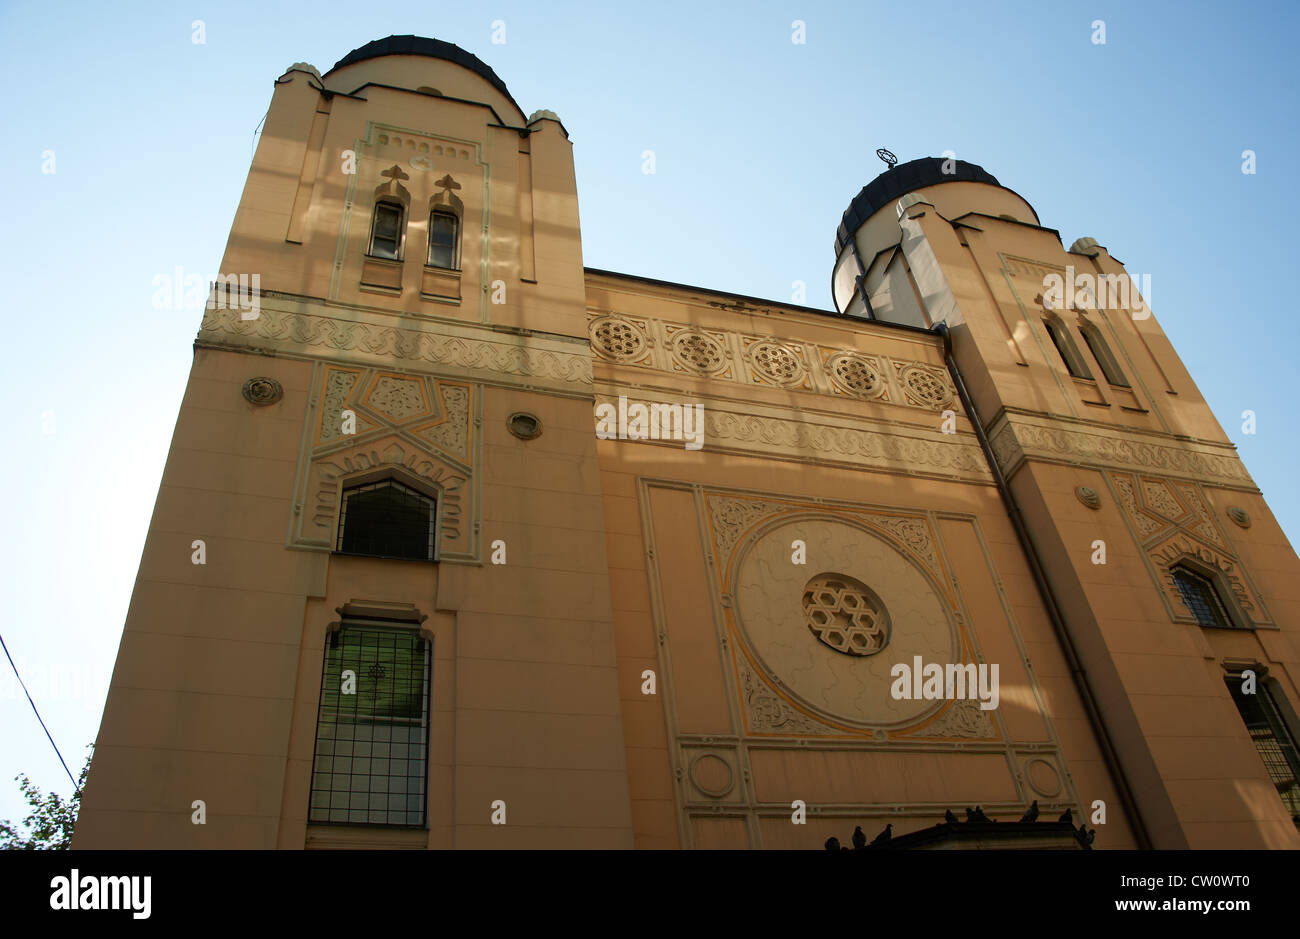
xmin=527 ymin=109 xmax=561 ymax=124
xmin=1069 ymin=236 xmax=1101 ymax=255
xmin=285 ymin=62 xmax=322 ymax=81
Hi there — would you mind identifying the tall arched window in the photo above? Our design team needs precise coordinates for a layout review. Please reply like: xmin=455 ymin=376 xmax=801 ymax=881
xmin=368 ymin=201 xmax=405 ymax=260
xmin=1080 ymin=322 xmax=1129 ymax=387
xmin=336 ymin=478 xmax=437 ymax=561
xmin=1171 ymin=564 xmax=1235 ymax=628
xmin=1042 ymin=314 xmax=1093 ymax=380
xmin=427 ymin=209 xmax=460 ymax=270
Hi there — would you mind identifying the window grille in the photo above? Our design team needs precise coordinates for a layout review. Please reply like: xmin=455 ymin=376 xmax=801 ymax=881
xmin=1171 ymin=565 xmax=1233 ymax=628
xmin=337 ymin=479 xmax=436 ymax=562
xmin=309 ymin=624 xmax=431 ymax=827
xmin=1227 ymin=676 xmax=1300 ymax=823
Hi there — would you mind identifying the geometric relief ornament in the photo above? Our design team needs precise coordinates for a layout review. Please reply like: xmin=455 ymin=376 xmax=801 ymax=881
xmin=1150 ymin=533 xmax=1263 ymax=625
xmin=745 ymin=338 xmax=809 ymax=389
xmin=589 ymin=314 xmax=651 ymax=366
xmin=802 ymin=572 xmax=891 ymax=656
xmin=666 ymin=325 xmax=731 ymax=378
xmin=825 ymin=352 xmax=886 ymax=400
xmin=290 ymin=364 xmax=480 ymax=561
xmin=895 ymin=696 xmax=997 ymax=740
xmin=706 ymin=495 xmax=787 ymax=572
xmin=896 ymin=362 xmax=954 ymax=410
xmin=731 ymin=515 xmax=957 ymax=731
xmin=1109 ymin=471 xmax=1268 ymax=626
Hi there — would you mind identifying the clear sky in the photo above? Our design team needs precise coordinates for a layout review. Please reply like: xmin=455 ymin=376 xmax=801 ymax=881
xmin=1 ymin=0 xmax=1296 ymax=828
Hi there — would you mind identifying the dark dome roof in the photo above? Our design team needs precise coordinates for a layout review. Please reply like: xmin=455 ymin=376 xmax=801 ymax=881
xmin=835 ymin=157 xmax=1007 ymax=255
xmin=326 ymin=35 xmax=523 ymax=118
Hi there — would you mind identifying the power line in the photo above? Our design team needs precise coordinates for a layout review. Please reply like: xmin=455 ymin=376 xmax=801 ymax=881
xmin=0 ymin=632 xmax=80 ymax=795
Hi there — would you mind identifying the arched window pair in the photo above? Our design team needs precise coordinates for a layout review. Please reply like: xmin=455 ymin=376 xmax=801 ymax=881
xmin=1041 ymin=313 xmax=1129 ymax=387
xmin=367 ymin=202 xmax=461 ymax=270
xmin=365 ymin=166 xmax=462 ymax=270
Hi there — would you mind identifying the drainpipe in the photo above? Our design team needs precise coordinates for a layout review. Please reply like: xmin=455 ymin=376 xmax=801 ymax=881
xmin=849 ymin=239 xmax=876 ymax=320
xmin=935 ymin=322 xmax=1153 ymax=850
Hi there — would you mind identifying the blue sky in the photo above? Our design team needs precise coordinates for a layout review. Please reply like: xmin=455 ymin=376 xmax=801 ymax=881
xmin=1 ymin=0 xmax=1296 ymax=828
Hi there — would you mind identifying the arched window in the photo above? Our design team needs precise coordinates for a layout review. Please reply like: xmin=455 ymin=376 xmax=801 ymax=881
xmin=1080 ymin=322 xmax=1129 ymax=387
xmin=1171 ymin=564 xmax=1234 ymax=628
xmin=1042 ymin=314 xmax=1093 ymax=380
xmin=336 ymin=478 xmax=437 ymax=561
xmin=427 ymin=209 xmax=460 ymax=270
xmin=367 ymin=201 xmax=405 ymax=260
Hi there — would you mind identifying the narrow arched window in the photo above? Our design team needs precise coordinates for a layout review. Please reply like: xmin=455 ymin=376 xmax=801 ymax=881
xmin=368 ymin=201 xmax=405 ymax=260
xmin=1171 ymin=564 xmax=1234 ymax=628
xmin=336 ymin=478 xmax=437 ymax=561
xmin=428 ymin=209 xmax=460 ymax=270
xmin=1080 ymin=323 xmax=1129 ymax=387
xmin=1042 ymin=315 xmax=1093 ymax=380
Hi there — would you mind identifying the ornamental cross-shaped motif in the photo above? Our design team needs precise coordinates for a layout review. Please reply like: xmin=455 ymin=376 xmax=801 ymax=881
xmin=435 ymin=173 xmax=461 ymax=196
xmin=381 ymin=164 xmax=409 ymax=182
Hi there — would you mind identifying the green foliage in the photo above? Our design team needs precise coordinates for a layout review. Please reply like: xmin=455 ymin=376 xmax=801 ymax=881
xmin=0 ymin=746 xmax=92 ymax=850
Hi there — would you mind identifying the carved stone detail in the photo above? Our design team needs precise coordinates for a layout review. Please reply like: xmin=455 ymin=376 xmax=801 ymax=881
xmin=199 ymin=304 xmax=592 ymax=389
xmin=802 ymin=573 xmax=891 ymax=657
xmin=1142 ymin=479 xmax=1185 ymax=522
xmin=707 ymin=496 xmax=785 ymax=565
xmin=589 ymin=314 xmax=649 ymax=364
xmin=747 ymin=340 xmax=805 ymax=386
xmin=906 ymin=697 xmax=997 ymax=739
xmin=1110 ymin=472 xmax=1269 ymax=626
xmin=988 ymin=415 xmax=1252 ymax=486
xmin=703 ymin=409 xmax=989 ymax=479
xmin=826 ymin=352 xmax=886 ymax=400
xmin=859 ymin=514 xmax=944 ymax=586
xmin=1174 ymin=481 xmax=1226 ymax=546
xmin=668 ymin=328 xmax=728 ymax=375
xmin=1112 ymin=474 xmax=1163 ymax=538
xmin=1075 ymin=486 xmax=1101 ymax=509
xmin=896 ymin=362 xmax=955 ymax=410
xmin=412 ymin=383 xmax=471 ymax=461
xmin=241 ymin=377 xmax=283 ymax=406
xmin=737 ymin=655 xmax=826 ymax=735
xmin=292 ymin=365 xmax=479 ymax=560
xmin=365 ymin=375 xmax=428 ymax=422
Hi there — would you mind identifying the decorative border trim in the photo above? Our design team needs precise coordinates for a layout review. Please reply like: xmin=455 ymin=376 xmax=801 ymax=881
xmin=198 ymin=297 xmax=592 ymax=396
xmin=987 ymin=412 xmax=1254 ymax=489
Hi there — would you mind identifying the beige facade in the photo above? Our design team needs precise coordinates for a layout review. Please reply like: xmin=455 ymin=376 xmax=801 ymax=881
xmin=74 ymin=36 xmax=1300 ymax=850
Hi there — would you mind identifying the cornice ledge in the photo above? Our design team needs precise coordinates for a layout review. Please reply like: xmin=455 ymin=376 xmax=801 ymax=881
xmin=196 ymin=302 xmax=593 ymax=390
xmin=988 ymin=412 xmax=1255 ymax=488
xmin=594 ymin=392 xmax=992 ymax=483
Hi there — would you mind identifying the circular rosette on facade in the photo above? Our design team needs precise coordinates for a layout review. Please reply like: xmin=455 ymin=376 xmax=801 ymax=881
xmin=731 ymin=515 xmax=957 ymax=728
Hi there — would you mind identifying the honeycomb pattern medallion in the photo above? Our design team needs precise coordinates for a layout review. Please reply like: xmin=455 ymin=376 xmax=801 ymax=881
xmin=589 ymin=315 xmax=646 ymax=361
xmin=900 ymin=365 xmax=953 ymax=409
xmin=802 ymin=572 xmax=891 ymax=656
xmin=750 ymin=341 xmax=803 ymax=384
xmin=827 ymin=353 xmax=882 ymax=397
xmin=672 ymin=331 xmax=727 ymax=374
